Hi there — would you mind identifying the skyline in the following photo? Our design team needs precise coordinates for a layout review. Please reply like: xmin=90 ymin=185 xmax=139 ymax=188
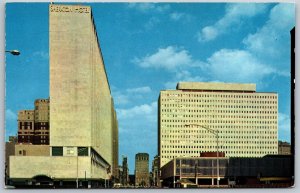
xmin=5 ymin=2 xmax=294 ymax=173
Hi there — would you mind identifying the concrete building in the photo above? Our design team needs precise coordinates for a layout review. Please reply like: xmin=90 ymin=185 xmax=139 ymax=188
xmin=158 ymin=82 xmax=278 ymax=168
xmin=14 ymin=144 xmax=50 ymax=156
xmin=9 ymin=4 xmax=118 ymax=188
xmin=278 ymin=141 xmax=291 ymax=155
xmin=17 ymin=99 xmax=49 ymax=145
xmin=135 ymin=153 xmax=149 ymax=187
xmin=5 ymin=136 xmax=17 ymax=183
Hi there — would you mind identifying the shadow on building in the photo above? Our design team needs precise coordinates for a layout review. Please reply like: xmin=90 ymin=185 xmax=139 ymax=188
xmin=160 ymin=153 xmax=293 ymax=188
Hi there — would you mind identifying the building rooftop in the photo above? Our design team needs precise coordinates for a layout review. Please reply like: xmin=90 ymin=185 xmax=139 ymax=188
xmin=176 ymin=82 xmax=256 ymax=92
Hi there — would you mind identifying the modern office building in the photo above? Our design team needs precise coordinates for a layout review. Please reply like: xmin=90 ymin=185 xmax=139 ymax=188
xmin=17 ymin=99 xmax=49 ymax=145
xmin=135 ymin=153 xmax=149 ymax=187
xmin=9 ymin=4 xmax=118 ymax=188
xmin=158 ymin=82 xmax=278 ymax=168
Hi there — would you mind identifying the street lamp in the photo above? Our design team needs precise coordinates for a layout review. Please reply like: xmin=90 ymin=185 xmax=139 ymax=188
xmin=184 ymin=124 xmax=220 ymax=187
xmin=5 ymin=50 xmax=20 ymax=55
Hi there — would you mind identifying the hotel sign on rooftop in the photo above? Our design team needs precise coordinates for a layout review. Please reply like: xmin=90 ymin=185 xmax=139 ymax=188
xmin=50 ymin=5 xmax=90 ymax=14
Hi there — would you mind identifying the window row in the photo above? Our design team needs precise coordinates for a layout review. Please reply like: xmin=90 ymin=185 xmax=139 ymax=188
xmin=162 ymin=93 xmax=277 ymax=99
xmin=162 ymin=99 xmax=277 ymax=105
xmin=162 ymin=135 xmax=277 ymax=140
xmin=162 ymin=148 xmax=277 ymax=154
xmin=161 ymin=140 xmax=277 ymax=144
xmin=161 ymin=129 xmax=277 ymax=135
xmin=162 ymin=114 xmax=277 ymax=119
xmin=162 ymin=119 xmax=277 ymax=124
xmin=162 ymin=143 xmax=278 ymax=149
xmin=161 ymin=125 xmax=277 ymax=131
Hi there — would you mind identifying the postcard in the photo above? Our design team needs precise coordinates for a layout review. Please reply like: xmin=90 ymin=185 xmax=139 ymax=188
xmin=4 ymin=2 xmax=295 ymax=189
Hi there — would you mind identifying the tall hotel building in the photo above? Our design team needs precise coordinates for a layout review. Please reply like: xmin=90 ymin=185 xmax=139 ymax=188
xmin=158 ymin=82 xmax=278 ymax=167
xmin=9 ymin=4 xmax=118 ymax=187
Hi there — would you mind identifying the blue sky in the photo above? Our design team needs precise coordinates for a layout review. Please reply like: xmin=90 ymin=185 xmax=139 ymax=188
xmin=5 ymin=2 xmax=294 ymax=173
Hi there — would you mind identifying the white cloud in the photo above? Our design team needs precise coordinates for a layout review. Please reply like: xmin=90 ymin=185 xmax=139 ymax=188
xmin=114 ymin=93 xmax=130 ymax=105
xmin=170 ymin=12 xmax=193 ymax=22
xmin=6 ymin=109 xmax=17 ymax=120
xmin=117 ymin=101 xmax=157 ymax=122
xmin=144 ymin=17 xmax=160 ymax=30
xmin=197 ymin=3 xmax=268 ymax=42
xmin=243 ymin=3 xmax=295 ymax=60
xmin=170 ymin=12 xmax=184 ymax=21
xmin=207 ymin=49 xmax=276 ymax=83
xmin=112 ymin=86 xmax=153 ymax=106
xmin=126 ymin=86 xmax=151 ymax=93
xmin=199 ymin=26 xmax=218 ymax=42
xmin=111 ymin=86 xmax=130 ymax=105
xmin=132 ymin=46 xmax=195 ymax=70
xmin=128 ymin=3 xmax=170 ymax=13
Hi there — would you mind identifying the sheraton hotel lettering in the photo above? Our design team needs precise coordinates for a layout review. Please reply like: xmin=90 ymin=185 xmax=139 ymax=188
xmin=50 ymin=5 xmax=90 ymax=13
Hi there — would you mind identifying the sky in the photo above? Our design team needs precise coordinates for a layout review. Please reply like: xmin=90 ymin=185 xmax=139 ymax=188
xmin=5 ymin=2 xmax=295 ymax=174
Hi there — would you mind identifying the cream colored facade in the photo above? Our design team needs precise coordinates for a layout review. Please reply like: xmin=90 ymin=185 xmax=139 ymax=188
xmin=49 ymin=4 xmax=117 ymax=180
xmin=9 ymin=156 xmax=100 ymax=179
xmin=14 ymin=144 xmax=49 ymax=156
xmin=9 ymin=4 xmax=118 ymax=183
xmin=158 ymin=82 xmax=278 ymax=167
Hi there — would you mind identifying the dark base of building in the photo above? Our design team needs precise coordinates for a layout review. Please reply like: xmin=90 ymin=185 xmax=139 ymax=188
xmin=7 ymin=177 xmax=113 ymax=189
xmin=161 ymin=176 xmax=293 ymax=188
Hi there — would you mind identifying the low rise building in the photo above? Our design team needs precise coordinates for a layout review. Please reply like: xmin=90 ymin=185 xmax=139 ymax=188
xmin=5 ymin=136 xmax=17 ymax=184
xmin=278 ymin=141 xmax=291 ymax=155
xmin=14 ymin=144 xmax=49 ymax=156
xmin=160 ymin=155 xmax=293 ymax=188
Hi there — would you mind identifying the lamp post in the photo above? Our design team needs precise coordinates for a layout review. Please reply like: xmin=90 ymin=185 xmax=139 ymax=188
xmin=5 ymin=50 xmax=20 ymax=55
xmin=184 ymin=124 xmax=220 ymax=187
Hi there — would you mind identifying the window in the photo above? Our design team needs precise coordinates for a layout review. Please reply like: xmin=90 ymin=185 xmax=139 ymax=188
xmin=52 ymin=147 xmax=63 ymax=156
xmin=78 ymin=147 xmax=88 ymax=156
